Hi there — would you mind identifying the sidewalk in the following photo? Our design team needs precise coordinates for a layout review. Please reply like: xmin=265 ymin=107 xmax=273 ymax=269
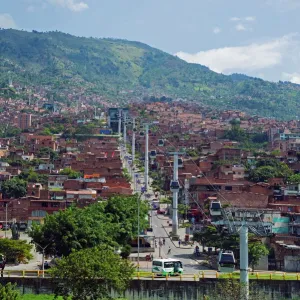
xmin=156 ymin=213 xmax=193 ymax=249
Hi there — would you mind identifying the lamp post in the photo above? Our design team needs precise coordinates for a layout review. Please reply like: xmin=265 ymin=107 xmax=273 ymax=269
xmin=137 ymin=188 xmax=145 ymax=272
xmin=32 ymin=241 xmax=53 ymax=278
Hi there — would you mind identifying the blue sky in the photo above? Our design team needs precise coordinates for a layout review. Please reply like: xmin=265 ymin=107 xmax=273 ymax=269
xmin=1 ymin=0 xmax=300 ymax=83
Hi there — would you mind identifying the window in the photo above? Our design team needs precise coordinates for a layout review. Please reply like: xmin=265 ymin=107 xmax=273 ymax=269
xmin=153 ymin=261 xmax=162 ymax=267
xmin=42 ymin=202 xmax=48 ymax=208
xmin=225 ymin=186 xmax=232 ymax=191
xmin=31 ymin=210 xmax=47 ymax=217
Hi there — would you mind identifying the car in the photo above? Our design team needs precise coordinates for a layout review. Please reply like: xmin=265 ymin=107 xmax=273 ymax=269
xmin=2 ymin=224 xmax=10 ymax=230
xmin=157 ymin=209 xmax=167 ymax=215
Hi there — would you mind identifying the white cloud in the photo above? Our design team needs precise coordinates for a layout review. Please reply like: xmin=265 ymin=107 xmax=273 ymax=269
xmin=47 ymin=0 xmax=88 ymax=12
xmin=235 ymin=24 xmax=246 ymax=31
xmin=245 ymin=16 xmax=256 ymax=22
xmin=0 ymin=13 xmax=17 ymax=29
xmin=230 ymin=17 xmax=241 ymax=21
xmin=175 ymin=34 xmax=295 ymax=74
xmin=282 ymin=72 xmax=300 ymax=84
xmin=230 ymin=16 xmax=256 ymax=22
xmin=213 ymin=27 xmax=221 ymax=34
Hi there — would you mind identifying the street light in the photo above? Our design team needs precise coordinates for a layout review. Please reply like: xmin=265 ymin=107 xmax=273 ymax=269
xmin=32 ymin=241 xmax=53 ymax=278
xmin=137 ymin=188 xmax=146 ymax=272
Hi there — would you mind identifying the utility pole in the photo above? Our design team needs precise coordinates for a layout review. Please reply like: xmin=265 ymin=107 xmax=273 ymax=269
xmin=172 ymin=152 xmax=179 ymax=237
xmin=132 ymin=118 xmax=135 ymax=165
xmin=118 ymin=109 xmax=122 ymax=136
xmin=144 ymin=124 xmax=149 ymax=191
xmin=123 ymin=111 xmax=127 ymax=145
xmin=240 ymin=222 xmax=249 ymax=300
xmin=169 ymin=152 xmax=184 ymax=237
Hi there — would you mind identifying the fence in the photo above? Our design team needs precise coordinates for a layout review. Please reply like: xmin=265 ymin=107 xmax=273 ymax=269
xmin=2 ymin=269 xmax=300 ymax=281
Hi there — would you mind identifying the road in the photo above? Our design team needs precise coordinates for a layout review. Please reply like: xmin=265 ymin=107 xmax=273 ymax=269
xmin=120 ymin=142 xmax=212 ymax=273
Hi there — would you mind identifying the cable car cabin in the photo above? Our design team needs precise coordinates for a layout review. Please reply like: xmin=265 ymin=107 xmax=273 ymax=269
xmin=139 ymin=131 xmax=144 ymax=136
xmin=158 ymin=139 xmax=164 ymax=147
xmin=218 ymin=250 xmax=235 ymax=273
xmin=178 ymin=158 xmax=183 ymax=168
xmin=150 ymin=150 xmax=157 ymax=159
xmin=170 ymin=180 xmax=180 ymax=192
xmin=210 ymin=200 xmax=222 ymax=216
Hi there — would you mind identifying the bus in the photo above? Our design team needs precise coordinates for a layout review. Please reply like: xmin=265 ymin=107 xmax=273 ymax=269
xmin=152 ymin=258 xmax=183 ymax=276
xmin=218 ymin=250 xmax=235 ymax=273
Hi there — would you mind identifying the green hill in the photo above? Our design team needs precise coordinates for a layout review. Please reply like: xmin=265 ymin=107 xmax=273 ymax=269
xmin=0 ymin=29 xmax=300 ymax=119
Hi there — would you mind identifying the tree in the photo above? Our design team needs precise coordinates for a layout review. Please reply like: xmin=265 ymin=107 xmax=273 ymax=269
xmin=248 ymin=238 xmax=269 ymax=271
xmin=1 ymin=177 xmax=27 ymax=199
xmin=0 ymin=283 xmax=21 ymax=300
xmin=30 ymin=195 xmax=149 ymax=256
xmin=288 ymin=173 xmax=300 ymax=183
xmin=0 ymin=239 xmax=33 ymax=263
xmin=51 ymin=246 xmax=134 ymax=300
xmin=192 ymin=226 xmax=222 ymax=248
xmin=248 ymin=159 xmax=292 ymax=183
xmin=59 ymin=167 xmax=81 ymax=179
xmin=37 ymin=147 xmax=58 ymax=161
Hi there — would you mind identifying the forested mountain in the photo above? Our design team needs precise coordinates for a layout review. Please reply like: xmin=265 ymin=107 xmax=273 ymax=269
xmin=1 ymin=29 xmax=300 ymax=119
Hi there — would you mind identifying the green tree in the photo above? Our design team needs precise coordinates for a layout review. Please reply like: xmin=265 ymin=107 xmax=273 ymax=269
xmin=248 ymin=159 xmax=292 ymax=182
xmin=51 ymin=246 xmax=134 ymax=300
xmin=38 ymin=147 xmax=58 ymax=161
xmin=1 ymin=177 xmax=27 ymax=198
xmin=59 ymin=167 xmax=82 ymax=179
xmin=288 ymin=173 xmax=300 ymax=183
xmin=0 ymin=283 xmax=21 ymax=300
xmin=192 ymin=226 xmax=222 ymax=248
xmin=30 ymin=195 xmax=148 ymax=256
xmin=0 ymin=239 xmax=33 ymax=263
xmin=249 ymin=239 xmax=269 ymax=271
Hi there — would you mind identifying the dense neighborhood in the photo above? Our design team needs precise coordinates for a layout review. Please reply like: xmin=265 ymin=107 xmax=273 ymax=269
xmin=0 ymin=87 xmax=300 ymax=280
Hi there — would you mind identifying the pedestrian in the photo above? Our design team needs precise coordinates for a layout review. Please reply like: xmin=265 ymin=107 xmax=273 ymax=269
xmin=167 ymin=247 xmax=171 ymax=255
xmin=178 ymin=239 xmax=181 ymax=248
xmin=162 ymin=238 xmax=165 ymax=245
xmin=155 ymin=240 xmax=157 ymax=248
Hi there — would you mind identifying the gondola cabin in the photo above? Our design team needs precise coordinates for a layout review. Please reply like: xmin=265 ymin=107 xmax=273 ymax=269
xmin=178 ymin=158 xmax=183 ymax=168
xmin=210 ymin=200 xmax=222 ymax=216
xmin=218 ymin=250 xmax=235 ymax=273
xmin=170 ymin=180 xmax=180 ymax=192
xmin=158 ymin=139 xmax=164 ymax=147
xmin=150 ymin=150 xmax=157 ymax=159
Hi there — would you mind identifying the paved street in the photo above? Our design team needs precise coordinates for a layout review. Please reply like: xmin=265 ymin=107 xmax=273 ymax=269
xmin=3 ymin=231 xmax=43 ymax=271
xmin=120 ymin=142 xmax=213 ymax=273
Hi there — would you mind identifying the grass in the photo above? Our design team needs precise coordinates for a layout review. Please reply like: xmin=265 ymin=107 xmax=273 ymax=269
xmin=21 ymin=296 xmax=127 ymax=300
xmin=21 ymin=295 xmax=62 ymax=300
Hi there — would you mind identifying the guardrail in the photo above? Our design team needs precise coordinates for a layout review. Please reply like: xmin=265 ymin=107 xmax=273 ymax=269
xmin=2 ymin=270 xmax=300 ymax=281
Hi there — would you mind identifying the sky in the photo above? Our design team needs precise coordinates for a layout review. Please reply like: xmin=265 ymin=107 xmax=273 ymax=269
xmin=1 ymin=0 xmax=300 ymax=83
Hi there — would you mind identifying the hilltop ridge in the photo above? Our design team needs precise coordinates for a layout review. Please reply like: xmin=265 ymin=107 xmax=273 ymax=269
xmin=0 ymin=29 xmax=299 ymax=119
